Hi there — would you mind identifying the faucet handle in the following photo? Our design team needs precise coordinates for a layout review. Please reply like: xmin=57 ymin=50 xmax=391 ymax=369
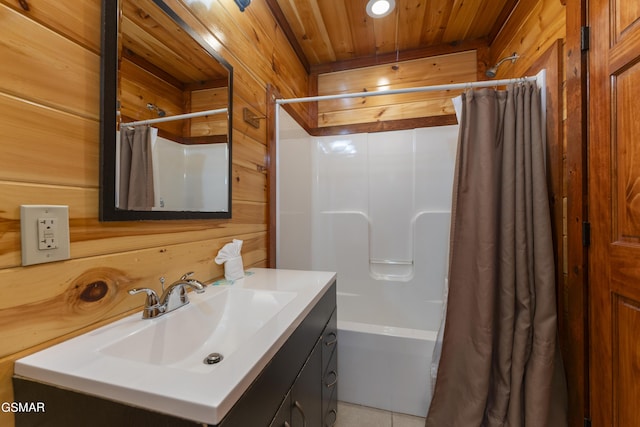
xmin=128 ymin=288 xmax=160 ymax=307
xmin=180 ymin=271 xmax=194 ymax=280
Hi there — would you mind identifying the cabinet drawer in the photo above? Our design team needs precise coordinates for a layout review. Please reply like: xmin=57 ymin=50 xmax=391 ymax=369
xmin=322 ymin=308 xmax=337 ymax=373
xmin=323 ymin=391 xmax=338 ymax=427
xmin=322 ymin=348 xmax=338 ymax=400
xmin=322 ymin=347 xmax=338 ymax=425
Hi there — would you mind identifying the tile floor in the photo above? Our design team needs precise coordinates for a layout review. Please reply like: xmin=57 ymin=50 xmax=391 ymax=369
xmin=334 ymin=401 xmax=425 ymax=427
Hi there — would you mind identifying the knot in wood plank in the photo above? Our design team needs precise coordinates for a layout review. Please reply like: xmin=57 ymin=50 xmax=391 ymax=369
xmin=79 ymin=281 xmax=109 ymax=302
xmin=70 ymin=268 xmax=133 ymax=311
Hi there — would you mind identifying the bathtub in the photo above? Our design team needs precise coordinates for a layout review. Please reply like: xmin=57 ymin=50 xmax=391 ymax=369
xmin=303 ymin=209 xmax=449 ymax=418
xmin=336 ymin=293 xmax=442 ymax=418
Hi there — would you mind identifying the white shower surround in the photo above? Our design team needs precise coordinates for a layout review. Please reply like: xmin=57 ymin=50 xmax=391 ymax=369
xmin=276 ymin=109 xmax=458 ymax=417
xmin=115 ymin=130 xmax=229 ymax=211
xmin=151 ymin=135 xmax=228 ymax=211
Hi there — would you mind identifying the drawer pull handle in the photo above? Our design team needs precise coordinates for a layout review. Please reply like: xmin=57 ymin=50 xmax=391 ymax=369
xmin=324 ymin=332 xmax=337 ymax=347
xmin=325 ymin=370 xmax=338 ymax=388
xmin=325 ymin=408 xmax=337 ymax=426
xmin=284 ymin=422 xmax=291 ymax=427
xmin=293 ymin=400 xmax=307 ymax=427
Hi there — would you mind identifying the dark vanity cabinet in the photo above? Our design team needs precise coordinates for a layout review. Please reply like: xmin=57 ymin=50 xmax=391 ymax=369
xmin=14 ymin=280 xmax=337 ymax=427
xmin=269 ymin=340 xmax=322 ymax=427
xmin=220 ymin=282 xmax=337 ymax=427
xmin=269 ymin=307 xmax=337 ymax=427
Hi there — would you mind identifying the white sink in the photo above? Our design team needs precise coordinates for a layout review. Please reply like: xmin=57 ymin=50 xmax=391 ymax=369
xmin=99 ymin=288 xmax=296 ymax=369
xmin=14 ymin=268 xmax=336 ymax=425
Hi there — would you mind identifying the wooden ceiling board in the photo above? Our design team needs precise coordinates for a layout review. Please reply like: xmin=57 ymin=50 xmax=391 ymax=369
xmin=317 ymin=1 xmax=355 ymax=61
xmin=122 ymin=0 xmax=228 ymax=84
xmin=442 ymin=0 xmax=510 ymax=41
xmin=420 ymin=0 xmax=455 ymax=46
xmin=397 ymin=1 xmax=426 ymax=52
xmin=373 ymin=3 xmax=399 ymax=53
xmin=467 ymin=1 xmax=510 ymax=40
xmin=272 ymin=0 xmax=519 ymax=69
xmin=276 ymin=0 xmax=335 ymax=63
xmin=346 ymin=0 xmax=377 ymax=58
xmin=122 ymin=17 xmax=203 ymax=83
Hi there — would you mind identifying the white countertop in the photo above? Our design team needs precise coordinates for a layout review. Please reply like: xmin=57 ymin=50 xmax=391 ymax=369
xmin=14 ymin=268 xmax=336 ymax=425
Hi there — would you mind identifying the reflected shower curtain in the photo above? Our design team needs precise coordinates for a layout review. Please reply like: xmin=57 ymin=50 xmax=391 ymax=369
xmin=426 ymin=82 xmax=568 ymax=426
xmin=119 ymin=126 xmax=155 ymax=210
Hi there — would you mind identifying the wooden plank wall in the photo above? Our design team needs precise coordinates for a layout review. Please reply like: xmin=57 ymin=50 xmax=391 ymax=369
xmin=489 ymin=0 xmax=566 ymax=79
xmin=121 ymin=60 xmax=229 ymax=138
xmin=120 ymin=58 xmax=186 ymax=135
xmin=0 ymin=0 xmax=308 ymax=425
xmin=317 ymin=51 xmax=478 ymax=127
xmin=191 ymin=87 xmax=229 ymax=137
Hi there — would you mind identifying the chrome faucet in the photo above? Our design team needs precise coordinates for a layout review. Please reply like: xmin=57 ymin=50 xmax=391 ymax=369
xmin=128 ymin=272 xmax=205 ymax=319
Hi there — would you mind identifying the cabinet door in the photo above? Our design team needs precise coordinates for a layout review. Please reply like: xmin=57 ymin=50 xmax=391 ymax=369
xmin=322 ymin=349 xmax=338 ymax=426
xmin=321 ymin=309 xmax=337 ymax=373
xmin=291 ymin=339 xmax=322 ymax=427
xmin=270 ymin=391 xmax=291 ymax=427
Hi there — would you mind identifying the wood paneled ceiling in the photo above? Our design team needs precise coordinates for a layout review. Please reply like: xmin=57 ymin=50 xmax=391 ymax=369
xmin=122 ymin=0 xmax=229 ymax=86
xmin=267 ymin=0 xmax=518 ymax=73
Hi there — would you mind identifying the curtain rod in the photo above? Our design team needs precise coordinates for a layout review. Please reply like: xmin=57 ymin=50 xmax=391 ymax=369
xmin=275 ymin=76 xmax=539 ymax=105
xmin=120 ymin=107 xmax=228 ymax=128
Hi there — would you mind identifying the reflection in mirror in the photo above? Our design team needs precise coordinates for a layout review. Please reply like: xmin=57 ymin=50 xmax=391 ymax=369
xmin=100 ymin=0 xmax=233 ymax=220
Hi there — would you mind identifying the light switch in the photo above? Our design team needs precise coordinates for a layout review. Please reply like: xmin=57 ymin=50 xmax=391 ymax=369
xmin=21 ymin=205 xmax=70 ymax=266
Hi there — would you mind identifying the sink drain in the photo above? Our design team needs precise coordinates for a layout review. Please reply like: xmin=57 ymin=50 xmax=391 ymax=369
xmin=204 ymin=352 xmax=224 ymax=365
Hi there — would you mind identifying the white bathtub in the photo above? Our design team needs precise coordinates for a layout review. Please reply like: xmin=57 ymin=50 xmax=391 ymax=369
xmin=336 ymin=293 xmax=441 ymax=417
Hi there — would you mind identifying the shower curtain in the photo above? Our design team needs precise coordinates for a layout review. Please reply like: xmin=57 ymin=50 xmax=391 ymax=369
xmin=426 ymin=82 xmax=567 ymax=426
xmin=119 ymin=126 xmax=155 ymax=210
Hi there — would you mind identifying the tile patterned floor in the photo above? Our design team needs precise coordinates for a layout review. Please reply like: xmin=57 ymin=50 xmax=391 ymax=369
xmin=334 ymin=401 xmax=425 ymax=427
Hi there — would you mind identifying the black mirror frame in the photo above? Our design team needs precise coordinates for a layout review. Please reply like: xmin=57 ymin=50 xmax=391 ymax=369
xmin=99 ymin=0 xmax=233 ymax=221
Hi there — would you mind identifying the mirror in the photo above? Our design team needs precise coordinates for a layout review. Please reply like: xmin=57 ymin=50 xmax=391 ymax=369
xmin=100 ymin=0 xmax=233 ymax=220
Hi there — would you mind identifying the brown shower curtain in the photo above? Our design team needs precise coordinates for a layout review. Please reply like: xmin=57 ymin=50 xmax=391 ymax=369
xmin=426 ymin=82 xmax=567 ymax=426
xmin=119 ymin=126 xmax=155 ymax=210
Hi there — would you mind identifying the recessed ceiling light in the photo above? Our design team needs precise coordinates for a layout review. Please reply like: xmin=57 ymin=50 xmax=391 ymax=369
xmin=366 ymin=0 xmax=395 ymax=18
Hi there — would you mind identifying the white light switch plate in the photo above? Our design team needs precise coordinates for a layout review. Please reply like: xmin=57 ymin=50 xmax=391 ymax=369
xmin=20 ymin=205 xmax=70 ymax=266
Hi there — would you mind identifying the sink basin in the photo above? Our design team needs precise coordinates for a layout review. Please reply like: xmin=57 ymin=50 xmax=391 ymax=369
xmin=14 ymin=268 xmax=336 ymax=425
xmin=99 ymin=288 xmax=296 ymax=369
